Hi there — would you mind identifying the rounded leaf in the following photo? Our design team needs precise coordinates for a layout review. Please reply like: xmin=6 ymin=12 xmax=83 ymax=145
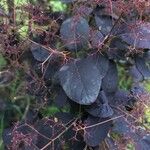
xmin=60 ymin=16 xmax=89 ymax=51
xmin=30 ymin=44 xmax=50 ymax=62
xmin=58 ymin=57 xmax=102 ymax=105
xmin=95 ymin=15 xmax=113 ymax=35
xmin=84 ymin=116 xmax=112 ymax=146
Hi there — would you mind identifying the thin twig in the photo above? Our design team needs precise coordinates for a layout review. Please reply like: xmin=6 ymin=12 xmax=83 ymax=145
xmin=40 ymin=118 xmax=78 ymax=150
xmin=83 ymin=115 xmax=124 ymax=130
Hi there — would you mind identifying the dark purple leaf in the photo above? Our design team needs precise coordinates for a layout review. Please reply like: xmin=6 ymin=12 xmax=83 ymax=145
xmin=60 ymin=16 xmax=89 ymax=51
xmin=98 ymin=91 xmax=114 ymax=118
xmin=112 ymin=89 xmax=130 ymax=106
xmin=130 ymin=85 xmax=146 ymax=97
xmin=54 ymin=88 xmax=68 ymax=108
xmin=135 ymin=56 xmax=150 ymax=79
xmin=84 ymin=116 xmax=112 ymax=146
xmin=102 ymin=61 xmax=118 ymax=93
xmin=55 ymin=112 xmax=86 ymax=149
xmin=144 ymin=50 xmax=150 ymax=61
xmin=55 ymin=112 xmax=74 ymax=124
xmin=86 ymin=103 xmax=101 ymax=117
xmin=136 ymin=134 xmax=150 ymax=150
xmin=44 ymin=63 xmax=61 ymax=81
xmin=112 ymin=116 xmax=131 ymax=135
xmin=2 ymin=128 xmax=13 ymax=146
xmin=86 ymin=91 xmax=113 ymax=118
xmin=3 ymin=125 xmax=37 ymax=149
xmin=120 ymin=22 xmax=150 ymax=49
xmin=129 ymin=66 xmax=144 ymax=82
xmin=58 ymin=57 xmax=102 ymax=105
xmin=68 ymin=137 xmax=86 ymax=150
xmin=95 ymin=15 xmax=113 ymax=35
xmin=35 ymin=113 xmax=75 ymax=149
xmin=54 ymin=112 xmax=76 ymax=147
xmin=91 ymin=30 xmax=104 ymax=48
xmin=30 ymin=43 xmax=50 ymax=62
xmin=108 ymin=38 xmax=128 ymax=60
xmin=100 ymin=103 xmax=114 ymax=118
xmin=35 ymin=118 xmax=57 ymax=149
xmin=90 ymin=53 xmax=109 ymax=78
xmin=98 ymin=90 xmax=108 ymax=104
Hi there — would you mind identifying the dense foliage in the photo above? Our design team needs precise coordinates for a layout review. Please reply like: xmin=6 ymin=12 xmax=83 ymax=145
xmin=0 ymin=0 xmax=150 ymax=149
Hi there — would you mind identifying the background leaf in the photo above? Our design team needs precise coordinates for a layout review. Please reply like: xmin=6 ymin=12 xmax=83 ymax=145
xmin=120 ymin=23 xmax=150 ymax=49
xmin=102 ymin=61 xmax=118 ymax=93
xmin=135 ymin=56 xmax=150 ymax=79
xmin=60 ymin=16 xmax=89 ymax=51
xmin=84 ymin=116 xmax=112 ymax=146
xmin=30 ymin=44 xmax=50 ymax=62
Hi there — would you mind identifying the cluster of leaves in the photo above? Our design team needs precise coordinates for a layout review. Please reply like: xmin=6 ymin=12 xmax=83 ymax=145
xmin=0 ymin=0 xmax=150 ymax=149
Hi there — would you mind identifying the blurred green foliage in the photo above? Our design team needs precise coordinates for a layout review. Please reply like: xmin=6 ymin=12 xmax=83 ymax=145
xmin=0 ymin=54 xmax=7 ymax=70
xmin=126 ymin=143 xmax=135 ymax=150
xmin=41 ymin=105 xmax=60 ymax=117
xmin=118 ymin=65 xmax=132 ymax=90
xmin=144 ymin=81 xmax=150 ymax=92
xmin=50 ymin=0 xmax=67 ymax=12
